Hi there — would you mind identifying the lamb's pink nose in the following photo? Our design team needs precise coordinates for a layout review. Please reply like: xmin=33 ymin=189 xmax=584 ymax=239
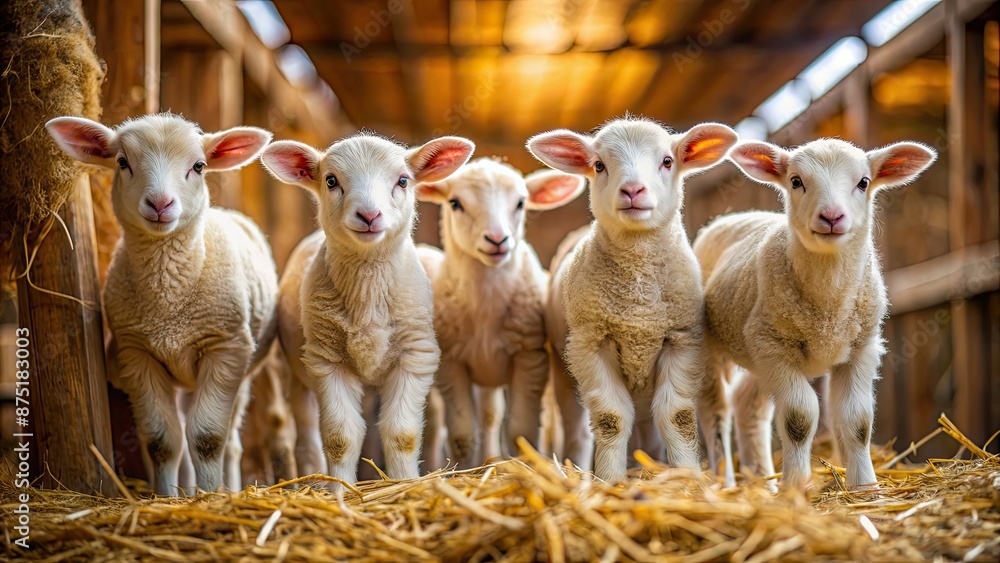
xmin=620 ymin=185 xmax=646 ymax=200
xmin=145 ymin=196 xmax=174 ymax=215
xmin=484 ymin=233 xmax=509 ymax=247
xmin=356 ymin=209 xmax=382 ymax=225
xmin=820 ymin=210 xmax=844 ymax=227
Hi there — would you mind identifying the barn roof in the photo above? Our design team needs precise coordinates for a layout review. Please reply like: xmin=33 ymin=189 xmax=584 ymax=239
xmin=271 ymin=0 xmax=893 ymax=154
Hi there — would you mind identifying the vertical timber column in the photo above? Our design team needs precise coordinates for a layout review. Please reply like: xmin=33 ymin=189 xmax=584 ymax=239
xmin=81 ymin=0 xmax=161 ymax=480
xmin=16 ymin=174 xmax=115 ymax=496
xmin=843 ymin=66 xmax=871 ymax=148
xmin=947 ymin=0 xmax=990 ymax=445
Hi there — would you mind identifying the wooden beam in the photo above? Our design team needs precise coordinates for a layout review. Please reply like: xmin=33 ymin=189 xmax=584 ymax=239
xmin=886 ymin=240 xmax=1000 ymax=315
xmin=82 ymin=0 xmax=163 ymax=481
xmin=842 ymin=65 xmax=871 ymax=147
xmin=16 ymin=175 xmax=115 ymax=496
xmin=946 ymin=0 xmax=991 ymax=446
xmin=179 ymin=0 xmax=350 ymax=140
xmin=84 ymin=0 xmax=159 ymax=122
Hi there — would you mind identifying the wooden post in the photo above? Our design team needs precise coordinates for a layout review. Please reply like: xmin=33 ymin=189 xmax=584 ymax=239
xmin=16 ymin=175 xmax=116 ymax=496
xmin=160 ymin=48 xmax=245 ymax=210
xmin=946 ymin=0 xmax=991 ymax=445
xmin=82 ymin=0 xmax=161 ymax=479
xmin=842 ymin=67 xmax=871 ymax=148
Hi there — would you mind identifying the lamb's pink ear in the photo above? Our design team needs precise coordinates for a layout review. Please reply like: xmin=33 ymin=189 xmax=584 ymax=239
xmin=526 ymin=129 xmax=595 ymax=176
xmin=45 ymin=116 xmax=117 ymax=167
xmin=260 ymin=140 xmax=323 ymax=190
xmin=729 ymin=141 xmax=791 ymax=186
xmin=867 ymin=142 xmax=937 ymax=190
xmin=415 ymin=181 xmax=450 ymax=204
xmin=524 ymin=169 xmax=587 ymax=211
xmin=676 ymin=123 xmax=739 ymax=174
xmin=203 ymin=127 xmax=272 ymax=171
xmin=408 ymin=136 xmax=475 ymax=183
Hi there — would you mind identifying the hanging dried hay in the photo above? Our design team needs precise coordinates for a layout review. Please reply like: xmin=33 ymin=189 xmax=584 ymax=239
xmin=0 ymin=0 xmax=104 ymax=296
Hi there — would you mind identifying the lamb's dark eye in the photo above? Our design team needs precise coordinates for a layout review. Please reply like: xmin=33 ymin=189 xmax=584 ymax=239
xmin=193 ymin=161 xmax=205 ymax=174
xmin=790 ymin=176 xmax=805 ymax=190
xmin=117 ymin=157 xmax=129 ymax=170
xmin=662 ymin=156 xmax=673 ymax=169
xmin=326 ymin=174 xmax=338 ymax=189
xmin=516 ymin=198 xmax=525 ymax=210
xmin=594 ymin=161 xmax=605 ymax=173
xmin=857 ymin=177 xmax=870 ymax=191
xmin=397 ymin=176 xmax=408 ymax=188
xmin=449 ymin=198 xmax=463 ymax=211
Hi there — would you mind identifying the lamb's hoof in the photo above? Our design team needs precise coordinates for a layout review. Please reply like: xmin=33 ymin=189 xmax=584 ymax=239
xmin=849 ymin=481 xmax=880 ymax=492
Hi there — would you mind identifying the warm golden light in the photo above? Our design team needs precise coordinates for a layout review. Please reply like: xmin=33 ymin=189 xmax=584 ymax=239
xmin=503 ymin=0 xmax=574 ymax=54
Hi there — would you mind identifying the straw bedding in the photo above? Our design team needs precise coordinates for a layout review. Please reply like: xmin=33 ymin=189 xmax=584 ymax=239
xmin=1 ymin=415 xmax=997 ymax=562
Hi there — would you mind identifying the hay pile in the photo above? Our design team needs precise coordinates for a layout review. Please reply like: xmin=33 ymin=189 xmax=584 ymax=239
xmin=2 ymin=416 xmax=997 ymax=562
xmin=0 ymin=0 xmax=105 ymax=296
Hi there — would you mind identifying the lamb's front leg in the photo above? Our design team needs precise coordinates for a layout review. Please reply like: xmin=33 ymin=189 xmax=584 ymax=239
xmin=506 ymin=347 xmax=549 ymax=458
xmin=551 ymin=352 xmax=593 ymax=470
xmin=763 ymin=361 xmax=819 ymax=489
xmin=290 ymin=378 xmax=325 ymax=476
xmin=652 ymin=340 xmax=701 ymax=470
xmin=223 ymin=376 xmax=253 ymax=490
xmin=186 ymin=340 xmax=251 ymax=492
xmin=829 ymin=343 xmax=880 ymax=489
xmin=698 ymin=351 xmax=735 ymax=485
xmin=568 ymin=338 xmax=633 ymax=482
xmin=379 ymin=368 xmax=434 ymax=480
xmin=312 ymin=364 xmax=366 ymax=487
xmin=119 ymin=347 xmax=184 ymax=496
xmin=477 ymin=386 xmax=505 ymax=462
xmin=436 ymin=360 xmax=477 ymax=468
xmin=733 ymin=371 xmax=776 ymax=487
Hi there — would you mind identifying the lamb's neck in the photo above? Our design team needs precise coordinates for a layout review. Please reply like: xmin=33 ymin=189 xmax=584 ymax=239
xmin=121 ymin=215 xmax=207 ymax=299
xmin=594 ymin=214 xmax=687 ymax=263
xmin=786 ymin=231 xmax=872 ymax=308
xmin=324 ymin=235 xmax=410 ymax=326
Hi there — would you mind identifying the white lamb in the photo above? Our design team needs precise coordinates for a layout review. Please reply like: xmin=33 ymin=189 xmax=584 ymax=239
xmin=695 ymin=138 xmax=936 ymax=489
xmin=261 ymin=132 xmax=474 ymax=486
xmin=414 ymin=158 xmax=587 ymax=469
xmin=46 ymin=114 xmax=277 ymax=495
xmin=527 ymin=117 xmax=739 ymax=481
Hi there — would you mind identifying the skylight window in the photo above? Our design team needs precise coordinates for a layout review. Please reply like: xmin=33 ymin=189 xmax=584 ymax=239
xmin=753 ymin=80 xmax=812 ymax=132
xmin=861 ymin=0 xmax=940 ymax=47
xmin=236 ymin=1 xmax=291 ymax=49
xmin=277 ymin=44 xmax=317 ymax=88
xmin=799 ymin=37 xmax=868 ymax=100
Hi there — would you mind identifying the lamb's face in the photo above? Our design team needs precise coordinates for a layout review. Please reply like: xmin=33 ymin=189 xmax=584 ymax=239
xmin=111 ymin=118 xmax=209 ymax=235
xmin=417 ymin=159 xmax=585 ymax=267
xmin=589 ymin=121 xmax=681 ymax=231
xmin=318 ymin=137 xmax=415 ymax=247
xmin=527 ymin=119 xmax=738 ymax=235
xmin=427 ymin=161 xmax=526 ymax=266
xmin=262 ymin=134 xmax=475 ymax=253
xmin=730 ymin=139 xmax=937 ymax=254
xmin=45 ymin=115 xmax=272 ymax=237
xmin=782 ymin=141 xmax=875 ymax=252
